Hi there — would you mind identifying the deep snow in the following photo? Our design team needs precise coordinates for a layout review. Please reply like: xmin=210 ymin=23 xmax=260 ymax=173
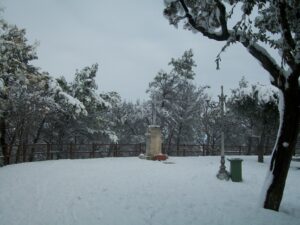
xmin=0 ymin=156 xmax=299 ymax=225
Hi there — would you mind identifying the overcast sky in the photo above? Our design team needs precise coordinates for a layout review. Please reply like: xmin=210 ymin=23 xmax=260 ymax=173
xmin=2 ymin=0 xmax=272 ymax=101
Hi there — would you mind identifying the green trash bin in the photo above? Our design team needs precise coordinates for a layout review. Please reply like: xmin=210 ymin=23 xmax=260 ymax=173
xmin=228 ymin=158 xmax=243 ymax=182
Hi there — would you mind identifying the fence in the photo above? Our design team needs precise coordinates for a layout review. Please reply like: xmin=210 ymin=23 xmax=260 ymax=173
xmin=162 ymin=144 xmax=273 ymax=156
xmin=0 ymin=143 xmax=274 ymax=165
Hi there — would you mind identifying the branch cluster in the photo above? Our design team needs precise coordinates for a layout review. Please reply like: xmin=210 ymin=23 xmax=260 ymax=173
xmin=163 ymin=0 xmax=300 ymax=90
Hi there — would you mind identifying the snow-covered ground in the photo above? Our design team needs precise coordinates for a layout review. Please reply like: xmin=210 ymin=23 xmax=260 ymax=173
xmin=0 ymin=156 xmax=299 ymax=225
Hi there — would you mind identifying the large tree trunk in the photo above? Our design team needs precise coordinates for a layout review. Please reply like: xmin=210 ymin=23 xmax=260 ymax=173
xmin=263 ymin=87 xmax=300 ymax=211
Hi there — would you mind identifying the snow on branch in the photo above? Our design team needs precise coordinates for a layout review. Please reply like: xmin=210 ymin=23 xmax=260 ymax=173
xmin=169 ymin=0 xmax=230 ymax=41
xmin=238 ymin=38 xmax=283 ymax=88
xmin=47 ymin=78 xmax=87 ymax=115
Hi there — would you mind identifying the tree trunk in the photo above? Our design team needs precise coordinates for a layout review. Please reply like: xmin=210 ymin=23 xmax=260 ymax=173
xmin=167 ymin=130 xmax=174 ymax=155
xmin=263 ymin=87 xmax=300 ymax=211
xmin=29 ymin=117 xmax=46 ymax=162
xmin=176 ymin=124 xmax=182 ymax=156
xmin=15 ymin=144 xmax=21 ymax=164
xmin=257 ymin=126 xmax=266 ymax=163
xmin=0 ymin=116 xmax=9 ymax=165
xmin=247 ymin=136 xmax=252 ymax=155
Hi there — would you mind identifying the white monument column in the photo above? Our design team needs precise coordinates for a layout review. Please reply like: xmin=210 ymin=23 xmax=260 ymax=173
xmin=146 ymin=126 xmax=162 ymax=158
xmin=145 ymin=96 xmax=163 ymax=159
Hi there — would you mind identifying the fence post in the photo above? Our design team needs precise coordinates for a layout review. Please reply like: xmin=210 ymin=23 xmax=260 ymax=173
xmin=6 ymin=144 xmax=10 ymax=165
xmin=69 ymin=143 xmax=73 ymax=159
xmin=4 ymin=144 xmax=9 ymax=165
xmin=116 ymin=144 xmax=119 ymax=157
xmin=23 ymin=144 xmax=27 ymax=162
xmin=113 ymin=144 xmax=116 ymax=157
xmin=92 ymin=143 xmax=96 ymax=158
xmin=239 ymin=146 xmax=242 ymax=155
xmin=202 ymin=145 xmax=205 ymax=156
xmin=47 ymin=144 xmax=50 ymax=160
xmin=51 ymin=145 xmax=54 ymax=160
xmin=15 ymin=145 xmax=21 ymax=163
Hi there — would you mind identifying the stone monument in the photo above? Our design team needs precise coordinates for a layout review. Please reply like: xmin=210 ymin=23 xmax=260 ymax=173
xmin=144 ymin=97 xmax=166 ymax=160
xmin=145 ymin=125 xmax=162 ymax=158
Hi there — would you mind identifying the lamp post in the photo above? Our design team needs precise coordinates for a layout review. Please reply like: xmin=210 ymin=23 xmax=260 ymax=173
xmin=217 ymin=86 xmax=229 ymax=180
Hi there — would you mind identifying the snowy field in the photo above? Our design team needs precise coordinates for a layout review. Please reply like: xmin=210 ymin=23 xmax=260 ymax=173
xmin=0 ymin=156 xmax=299 ymax=225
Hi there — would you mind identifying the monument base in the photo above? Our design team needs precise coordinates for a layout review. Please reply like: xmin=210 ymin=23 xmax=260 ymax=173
xmin=216 ymin=156 xmax=230 ymax=180
xmin=153 ymin=154 xmax=168 ymax=161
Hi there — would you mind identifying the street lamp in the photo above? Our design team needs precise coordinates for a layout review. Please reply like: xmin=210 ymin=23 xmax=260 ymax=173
xmin=217 ymin=86 xmax=229 ymax=180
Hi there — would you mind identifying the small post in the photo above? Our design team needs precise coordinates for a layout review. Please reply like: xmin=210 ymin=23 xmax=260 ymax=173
xmin=47 ymin=144 xmax=50 ymax=160
xmin=69 ymin=143 xmax=73 ymax=159
xmin=22 ymin=144 xmax=27 ymax=162
xmin=114 ymin=144 xmax=118 ymax=157
xmin=92 ymin=143 xmax=96 ymax=158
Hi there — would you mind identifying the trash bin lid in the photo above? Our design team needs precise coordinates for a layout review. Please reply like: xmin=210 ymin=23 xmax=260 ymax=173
xmin=227 ymin=158 xmax=243 ymax=162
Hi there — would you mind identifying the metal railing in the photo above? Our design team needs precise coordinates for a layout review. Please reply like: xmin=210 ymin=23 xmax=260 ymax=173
xmin=0 ymin=143 xmax=273 ymax=165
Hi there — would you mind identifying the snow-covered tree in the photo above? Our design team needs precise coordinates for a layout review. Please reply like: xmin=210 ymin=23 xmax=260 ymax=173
xmin=110 ymin=100 xmax=150 ymax=144
xmin=52 ymin=64 xmax=117 ymax=144
xmin=0 ymin=17 xmax=86 ymax=163
xmin=194 ymin=98 xmax=223 ymax=153
xmin=148 ymin=49 xmax=209 ymax=152
xmin=163 ymin=0 xmax=300 ymax=210
xmin=228 ymin=78 xmax=279 ymax=162
xmin=0 ymin=18 xmax=37 ymax=164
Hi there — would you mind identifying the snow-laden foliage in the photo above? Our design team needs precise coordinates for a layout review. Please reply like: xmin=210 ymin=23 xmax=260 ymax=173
xmin=109 ymin=100 xmax=150 ymax=144
xmin=231 ymin=77 xmax=279 ymax=105
xmin=228 ymin=78 xmax=279 ymax=160
xmin=51 ymin=65 xmax=118 ymax=144
xmin=0 ymin=16 xmax=119 ymax=161
xmin=72 ymin=64 xmax=110 ymax=109
xmin=148 ymin=50 xmax=209 ymax=147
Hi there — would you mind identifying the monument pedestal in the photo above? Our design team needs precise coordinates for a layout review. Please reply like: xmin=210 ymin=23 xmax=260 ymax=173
xmin=145 ymin=125 xmax=167 ymax=160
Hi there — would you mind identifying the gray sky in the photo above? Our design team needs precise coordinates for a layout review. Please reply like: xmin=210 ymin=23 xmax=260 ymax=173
xmin=1 ymin=0 xmax=272 ymax=101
